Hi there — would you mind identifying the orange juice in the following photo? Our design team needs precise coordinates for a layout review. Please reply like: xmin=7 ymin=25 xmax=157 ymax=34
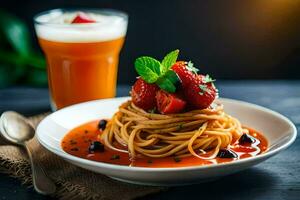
xmin=34 ymin=9 xmax=128 ymax=109
xmin=38 ymin=37 xmax=125 ymax=109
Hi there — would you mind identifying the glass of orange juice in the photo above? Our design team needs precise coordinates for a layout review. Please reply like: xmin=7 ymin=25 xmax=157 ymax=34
xmin=34 ymin=9 xmax=128 ymax=110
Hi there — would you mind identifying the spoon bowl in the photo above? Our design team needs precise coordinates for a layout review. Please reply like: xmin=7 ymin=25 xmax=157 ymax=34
xmin=0 ymin=111 xmax=35 ymax=145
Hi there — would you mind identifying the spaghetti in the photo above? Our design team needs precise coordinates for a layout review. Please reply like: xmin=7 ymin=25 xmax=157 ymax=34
xmin=101 ymin=100 xmax=246 ymax=160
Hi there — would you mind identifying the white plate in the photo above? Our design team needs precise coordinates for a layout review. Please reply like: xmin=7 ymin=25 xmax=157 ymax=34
xmin=36 ymin=97 xmax=297 ymax=186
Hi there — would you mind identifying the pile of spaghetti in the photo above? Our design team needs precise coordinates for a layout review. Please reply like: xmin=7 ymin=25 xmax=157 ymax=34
xmin=101 ymin=101 xmax=245 ymax=159
xmin=101 ymin=50 xmax=247 ymax=159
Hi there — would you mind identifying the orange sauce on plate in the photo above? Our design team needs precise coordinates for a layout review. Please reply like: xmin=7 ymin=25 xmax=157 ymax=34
xmin=61 ymin=120 xmax=268 ymax=168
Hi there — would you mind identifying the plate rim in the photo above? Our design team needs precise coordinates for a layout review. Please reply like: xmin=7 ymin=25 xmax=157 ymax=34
xmin=36 ymin=97 xmax=297 ymax=172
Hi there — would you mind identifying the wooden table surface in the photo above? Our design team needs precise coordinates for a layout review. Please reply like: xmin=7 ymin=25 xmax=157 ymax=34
xmin=0 ymin=80 xmax=299 ymax=200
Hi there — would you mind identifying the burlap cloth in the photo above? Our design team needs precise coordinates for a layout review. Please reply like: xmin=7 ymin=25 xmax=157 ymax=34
xmin=0 ymin=113 xmax=164 ymax=200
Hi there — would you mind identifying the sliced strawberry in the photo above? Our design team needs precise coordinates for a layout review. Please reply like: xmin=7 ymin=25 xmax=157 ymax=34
xmin=156 ymin=90 xmax=186 ymax=114
xmin=171 ymin=61 xmax=198 ymax=88
xmin=185 ymin=74 xmax=217 ymax=109
xmin=131 ymin=78 xmax=159 ymax=111
xmin=71 ymin=12 xmax=96 ymax=23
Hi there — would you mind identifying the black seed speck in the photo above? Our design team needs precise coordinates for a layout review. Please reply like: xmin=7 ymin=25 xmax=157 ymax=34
xmin=98 ymin=119 xmax=107 ymax=131
xmin=147 ymin=160 xmax=153 ymax=164
xmin=173 ymin=157 xmax=181 ymax=163
xmin=70 ymin=147 xmax=79 ymax=151
xmin=111 ymin=155 xmax=120 ymax=160
xmin=217 ymin=149 xmax=237 ymax=158
xmin=84 ymin=130 xmax=89 ymax=134
xmin=69 ymin=140 xmax=77 ymax=145
xmin=239 ymin=133 xmax=256 ymax=145
xmin=88 ymin=141 xmax=105 ymax=153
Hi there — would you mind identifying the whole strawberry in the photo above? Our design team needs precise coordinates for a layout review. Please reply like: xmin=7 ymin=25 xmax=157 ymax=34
xmin=131 ymin=78 xmax=159 ymax=110
xmin=185 ymin=74 xmax=218 ymax=109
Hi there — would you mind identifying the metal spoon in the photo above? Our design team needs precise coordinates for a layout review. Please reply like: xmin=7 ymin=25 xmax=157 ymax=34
xmin=0 ymin=111 xmax=56 ymax=195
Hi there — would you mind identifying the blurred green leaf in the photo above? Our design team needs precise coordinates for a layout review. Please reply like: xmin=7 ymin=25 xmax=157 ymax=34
xmin=25 ymin=68 xmax=48 ymax=86
xmin=0 ymin=10 xmax=47 ymax=88
xmin=25 ymin=53 xmax=46 ymax=69
xmin=0 ymin=10 xmax=31 ymax=57
xmin=0 ymin=31 xmax=5 ymax=44
xmin=0 ymin=64 xmax=26 ymax=88
xmin=0 ymin=50 xmax=45 ymax=69
xmin=0 ymin=50 xmax=27 ymax=67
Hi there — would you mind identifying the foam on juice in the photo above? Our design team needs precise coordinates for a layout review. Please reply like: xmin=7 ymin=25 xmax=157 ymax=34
xmin=35 ymin=10 xmax=127 ymax=43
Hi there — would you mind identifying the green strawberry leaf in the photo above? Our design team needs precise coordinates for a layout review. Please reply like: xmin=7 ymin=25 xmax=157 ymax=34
xmin=134 ymin=56 xmax=161 ymax=83
xmin=161 ymin=49 xmax=179 ymax=73
xmin=156 ymin=70 xmax=179 ymax=93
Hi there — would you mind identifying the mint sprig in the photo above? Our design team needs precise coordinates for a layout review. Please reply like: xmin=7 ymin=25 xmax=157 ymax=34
xmin=134 ymin=50 xmax=180 ymax=93
xmin=161 ymin=50 xmax=179 ymax=73
xmin=156 ymin=70 xmax=179 ymax=93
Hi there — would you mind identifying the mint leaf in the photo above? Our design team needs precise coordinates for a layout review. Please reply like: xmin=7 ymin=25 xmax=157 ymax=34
xmin=186 ymin=61 xmax=199 ymax=74
xmin=135 ymin=65 xmax=159 ymax=83
xmin=134 ymin=56 xmax=161 ymax=83
xmin=135 ymin=56 xmax=161 ymax=75
xmin=157 ymin=78 xmax=176 ymax=93
xmin=161 ymin=49 xmax=179 ymax=73
xmin=156 ymin=70 xmax=179 ymax=93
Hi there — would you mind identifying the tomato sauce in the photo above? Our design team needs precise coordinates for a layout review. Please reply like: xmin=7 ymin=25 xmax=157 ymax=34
xmin=61 ymin=120 xmax=268 ymax=168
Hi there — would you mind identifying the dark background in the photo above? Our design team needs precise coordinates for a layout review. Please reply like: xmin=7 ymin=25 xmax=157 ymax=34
xmin=2 ymin=0 xmax=300 ymax=84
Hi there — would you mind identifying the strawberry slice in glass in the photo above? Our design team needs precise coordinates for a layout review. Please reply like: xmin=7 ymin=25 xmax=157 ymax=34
xmin=71 ymin=12 xmax=96 ymax=23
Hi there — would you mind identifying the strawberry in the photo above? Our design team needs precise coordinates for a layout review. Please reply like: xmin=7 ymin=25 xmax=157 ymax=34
xmin=156 ymin=90 xmax=186 ymax=114
xmin=71 ymin=12 xmax=96 ymax=23
xmin=171 ymin=61 xmax=198 ymax=88
xmin=185 ymin=74 xmax=217 ymax=109
xmin=131 ymin=78 xmax=159 ymax=111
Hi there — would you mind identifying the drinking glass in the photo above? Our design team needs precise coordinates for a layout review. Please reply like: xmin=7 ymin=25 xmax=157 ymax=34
xmin=34 ymin=9 xmax=128 ymax=110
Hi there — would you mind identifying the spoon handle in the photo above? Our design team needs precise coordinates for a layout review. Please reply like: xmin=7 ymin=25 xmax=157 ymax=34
xmin=25 ymin=142 xmax=56 ymax=195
